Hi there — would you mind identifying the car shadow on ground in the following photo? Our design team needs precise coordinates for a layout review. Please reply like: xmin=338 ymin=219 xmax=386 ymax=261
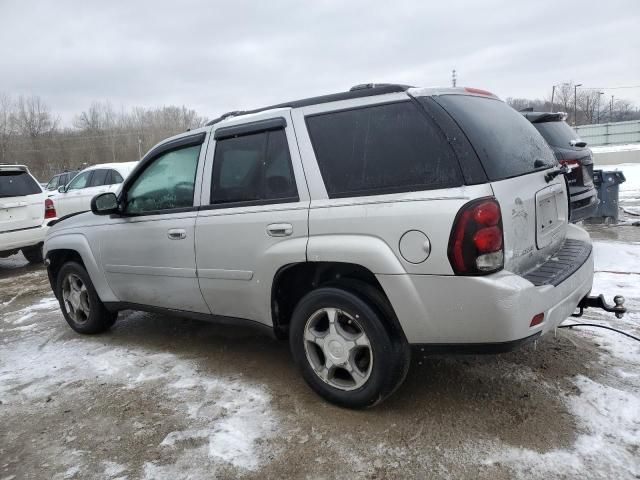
xmin=100 ymin=309 xmax=599 ymax=455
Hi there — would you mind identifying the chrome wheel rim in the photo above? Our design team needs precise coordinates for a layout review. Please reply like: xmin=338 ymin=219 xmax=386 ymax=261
xmin=303 ymin=307 xmax=373 ymax=391
xmin=62 ymin=273 xmax=90 ymax=323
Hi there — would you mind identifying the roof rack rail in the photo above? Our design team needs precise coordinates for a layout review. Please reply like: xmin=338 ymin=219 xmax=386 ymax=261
xmin=349 ymin=83 xmax=414 ymax=91
xmin=206 ymin=83 xmax=413 ymax=126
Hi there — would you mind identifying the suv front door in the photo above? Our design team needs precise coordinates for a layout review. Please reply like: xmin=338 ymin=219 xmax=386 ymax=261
xmin=99 ymin=133 xmax=210 ymax=313
xmin=195 ymin=112 xmax=310 ymax=325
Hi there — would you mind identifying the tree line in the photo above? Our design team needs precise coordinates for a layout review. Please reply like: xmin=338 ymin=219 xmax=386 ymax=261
xmin=0 ymin=94 xmax=207 ymax=182
xmin=506 ymin=82 xmax=640 ymax=126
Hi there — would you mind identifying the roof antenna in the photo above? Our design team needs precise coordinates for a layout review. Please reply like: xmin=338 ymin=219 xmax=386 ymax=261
xmin=452 ymin=69 xmax=457 ymax=88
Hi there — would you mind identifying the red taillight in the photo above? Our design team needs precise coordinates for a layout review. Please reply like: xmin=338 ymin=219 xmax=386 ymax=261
xmin=448 ymin=197 xmax=504 ymax=275
xmin=530 ymin=313 xmax=544 ymax=327
xmin=473 ymin=226 xmax=503 ymax=253
xmin=559 ymin=159 xmax=580 ymax=169
xmin=44 ymin=198 xmax=56 ymax=219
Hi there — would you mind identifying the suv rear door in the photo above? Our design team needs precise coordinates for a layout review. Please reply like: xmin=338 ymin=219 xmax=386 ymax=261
xmin=0 ymin=166 xmax=44 ymax=233
xmin=430 ymin=94 xmax=568 ymax=274
xmin=195 ymin=111 xmax=309 ymax=325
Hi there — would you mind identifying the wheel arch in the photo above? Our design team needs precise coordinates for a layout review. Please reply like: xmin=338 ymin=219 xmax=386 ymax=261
xmin=270 ymin=261 xmax=404 ymax=340
xmin=44 ymin=233 xmax=118 ymax=302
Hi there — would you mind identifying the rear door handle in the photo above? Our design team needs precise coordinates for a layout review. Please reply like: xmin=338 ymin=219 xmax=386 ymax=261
xmin=266 ymin=223 xmax=293 ymax=237
xmin=168 ymin=228 xmax=187 ymax=240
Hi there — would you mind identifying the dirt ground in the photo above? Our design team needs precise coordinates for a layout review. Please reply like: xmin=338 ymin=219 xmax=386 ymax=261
xmin=1 ymin=221 xmax=639 ymax=479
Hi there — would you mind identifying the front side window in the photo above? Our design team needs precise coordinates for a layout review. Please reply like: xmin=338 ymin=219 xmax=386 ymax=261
xmin=305 ymin=101 xmax=463 ymax=198
xmin=46 ymin=176 xmax=59 ymax=190
xmin=211 ymin=128 xmax=298 ymax=205
xmin=124 ymin=144 xmax=201 ymax=214
xmin=67 ymin=171 xmax=92 ymax=190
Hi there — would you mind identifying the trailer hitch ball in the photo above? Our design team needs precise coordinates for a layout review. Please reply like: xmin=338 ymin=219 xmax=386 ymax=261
xmin=614 ymin=295 xmax=625 ymax=318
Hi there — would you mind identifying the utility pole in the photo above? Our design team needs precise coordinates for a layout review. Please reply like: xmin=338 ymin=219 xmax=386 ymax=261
xmin=610 ymin=95 xmax=614 ymax=121
xmin=573 ymin=83 xmax=582 ymax=126
xmin=451 ymin=69 xmax=457 ymax=88
xmin=550 ymin=85 xmax=556 ymax=112
xmin=597 ymin=91 xmax=604 ymax=124
xmin=137 ymin=136 xmax=142 ymax=159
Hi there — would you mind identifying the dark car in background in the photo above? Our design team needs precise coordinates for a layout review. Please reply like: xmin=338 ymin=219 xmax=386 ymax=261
xmin=45 ymin=170 xmax=80 ymax=192
xmin=520 ymin=111 xmax=598 ymax=222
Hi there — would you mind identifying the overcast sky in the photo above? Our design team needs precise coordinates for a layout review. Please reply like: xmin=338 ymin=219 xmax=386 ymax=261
xmin=1 ymin=0 xmax=638 ymax=125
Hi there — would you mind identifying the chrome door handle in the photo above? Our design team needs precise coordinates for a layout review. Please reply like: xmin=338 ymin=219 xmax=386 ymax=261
xmin=266 ymin=223 xmax=293 ymax=237
xmin=168 ymin=228 xmax=187 ymax=240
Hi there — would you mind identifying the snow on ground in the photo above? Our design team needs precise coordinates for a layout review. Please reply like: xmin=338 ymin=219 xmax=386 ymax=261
xmin=0 ymin=298 xmax=279 ymax=476
xmin=485 ymin=233 xmax=640 ymax=479
xmin=591 ymin=143 xmax=640 ymax=154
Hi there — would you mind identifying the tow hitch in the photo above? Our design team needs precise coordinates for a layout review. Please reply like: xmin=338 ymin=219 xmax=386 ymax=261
xmin=572 ymin=294 xmax=626 ymax=319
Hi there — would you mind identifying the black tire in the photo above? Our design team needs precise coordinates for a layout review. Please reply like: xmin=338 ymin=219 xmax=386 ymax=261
xmin=289 ymin=286 xmax=410 ymax=409
xmin=56 ymin=261 xmax=117 ymax=334
xmin=22 ymin=244 xmax=43 ymax=264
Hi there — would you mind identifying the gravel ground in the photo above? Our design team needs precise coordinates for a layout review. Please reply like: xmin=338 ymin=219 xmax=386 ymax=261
xmin=1 ymin=167 xmax=639 ymax=479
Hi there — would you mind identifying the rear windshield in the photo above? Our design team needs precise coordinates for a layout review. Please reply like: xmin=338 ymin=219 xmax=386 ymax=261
xmin=0 ymin=171 xmax=41 ymax=197
xmin=533 ymin=121 xmax=581 ymax=148
xmin=433 ymin=95 xmax=557 ymax=181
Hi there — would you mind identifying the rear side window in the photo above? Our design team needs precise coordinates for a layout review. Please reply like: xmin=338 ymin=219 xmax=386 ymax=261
xmin=305 ymin=101 xmax=462 ymax=198
xmin=211 ymin=128 xmax=298 ymax=205
xmin=433 ymin=95 xmax=557 ymax=181
xmin=89 ymin=169 xmax=108 ymax=187
xmin=533 ymin=121 xmax=580 ymax=148
xmin=0 ymin=171 xmax=41 ymax=197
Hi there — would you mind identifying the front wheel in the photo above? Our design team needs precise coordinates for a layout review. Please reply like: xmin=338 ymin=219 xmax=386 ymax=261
xmin=56 ymin=261 xmax=116 ymax=334
xmin=289 ymin=286 xmax=410 ymax=409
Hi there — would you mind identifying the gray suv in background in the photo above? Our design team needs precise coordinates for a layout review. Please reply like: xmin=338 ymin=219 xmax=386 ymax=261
xmin=521 ymin=111 xmax=599 ymax=222
xmin=45 ymin=84 xmax=605 ymax=408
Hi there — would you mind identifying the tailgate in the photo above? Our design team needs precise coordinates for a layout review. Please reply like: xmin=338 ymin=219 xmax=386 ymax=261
xmin=491 ymin=173 xmax=568 ymax=275
xmin=1 ymin=169 xmax=45 ymax=232
xmin=0 ymin=195 xmax=45 ymax=231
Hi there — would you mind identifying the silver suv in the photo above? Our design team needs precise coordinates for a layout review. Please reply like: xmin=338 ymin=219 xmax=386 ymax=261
xmin=44 ymin=84 xmax=605 ymax=408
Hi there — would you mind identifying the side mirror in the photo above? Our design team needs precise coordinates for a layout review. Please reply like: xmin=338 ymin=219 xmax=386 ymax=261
xmin=91 ymin=192 xmax=119 ymax=216
xmin=57 ymin=185 xmax=66 ymax=193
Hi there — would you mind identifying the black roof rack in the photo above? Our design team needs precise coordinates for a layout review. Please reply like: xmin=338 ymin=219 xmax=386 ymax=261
xmin=206 ymin=83 xmax=412 ymax=126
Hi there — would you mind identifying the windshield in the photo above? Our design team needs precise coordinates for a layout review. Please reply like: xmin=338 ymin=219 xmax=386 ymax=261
xmin=533 ymin=121 xmax=582 ymax=147
xmin=0 ymin=171 xmax=42 ymax=197
xmin=431 ymin=95 xmax=557 ymax=181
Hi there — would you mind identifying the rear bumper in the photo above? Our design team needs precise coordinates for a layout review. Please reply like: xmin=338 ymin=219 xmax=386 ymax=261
xmin=0 ymin=224 xmax=47 ymax=254
xmin=378 ymin=226 xmax=594 ymax=346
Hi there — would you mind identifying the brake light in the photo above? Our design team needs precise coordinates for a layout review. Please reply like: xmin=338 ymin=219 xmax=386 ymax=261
xmin=448 ymin=197 xmax=504 ymax=275
xmin=559 ymin=159 xmax=583 ymax=183
xmin=464 ymin=87 xmax=497 ymax=97
xmin=44 ymin=198 xmax=56 ymax=219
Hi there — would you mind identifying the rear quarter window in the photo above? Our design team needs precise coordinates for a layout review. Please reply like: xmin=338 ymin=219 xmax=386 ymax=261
xmin=433 ymin=95 xmax=557 ymax=181
xmin=305 ymin=101 xmax=463 ymax=198
xmin=0 ymin=171 xmax=41 ymax=197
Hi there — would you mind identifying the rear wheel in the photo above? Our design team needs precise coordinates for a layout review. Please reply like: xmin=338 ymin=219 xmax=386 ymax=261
xmin=289 ymin=286 xmax=410 ymax=408
xmin=22 ymin=244 xmax=43 ymax=264
xmin=56 ymin=261 xmax=116 ymax=334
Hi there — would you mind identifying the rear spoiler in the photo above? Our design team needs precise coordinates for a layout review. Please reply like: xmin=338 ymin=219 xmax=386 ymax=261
xmin=0 ymin=165 xmax=28 ymax=173
xmin=519 ymin=111 xmax=568 ymax=123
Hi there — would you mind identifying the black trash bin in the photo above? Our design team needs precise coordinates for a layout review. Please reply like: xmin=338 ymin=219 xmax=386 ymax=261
xmin=585 ymin=170 xmax=626 ymax=224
